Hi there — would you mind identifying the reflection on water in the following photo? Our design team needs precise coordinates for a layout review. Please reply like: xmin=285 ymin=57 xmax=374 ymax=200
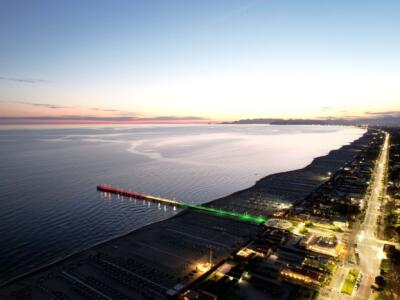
xmin=100 ymin=192 xmax=179 ymax=216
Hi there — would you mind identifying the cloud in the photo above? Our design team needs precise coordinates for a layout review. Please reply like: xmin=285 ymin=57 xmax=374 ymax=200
xmin=139 ymin=116 xmax=206 ymax=121
xmin=5 ymin=101 xmax=134 ymax=113
xmin=0 ymin=77 xmax=49 ymax=84
xmin=19 ymin=101 xmax=70 ymax=109
xmin=364 ymin=111 xmax=400 ymax=116
xmin=205 ymin=0 xmax=261 ymax=29
xmin=0 ymin=100 xmax=71 ymax=109
xmin=90 ymin=107 xmax=136 ymax=116
xmin=0 ymin=115 xmax=209 ymax=124
xmin=0 ymin=100 xmax=209 ymax=123
xmin=0 ymin=115 xmax=135 ymax=121
xmin=320 ymin=106 xmax=332 ymax=112
xmin=91 ymin=107 xmax=120 ymax=112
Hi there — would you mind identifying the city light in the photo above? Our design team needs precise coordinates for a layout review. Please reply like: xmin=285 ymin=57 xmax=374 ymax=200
xmin=377 ymin=247 xmax=386 ymax=260
xmin=357 ymin=230 xmax=365 ymax=242
xmin=196 ymin=262 xmax=212 ymax=273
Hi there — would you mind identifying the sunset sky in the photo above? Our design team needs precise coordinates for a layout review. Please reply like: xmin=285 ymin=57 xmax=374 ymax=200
xmin=1 ymin=0 xmax=400 ymax=123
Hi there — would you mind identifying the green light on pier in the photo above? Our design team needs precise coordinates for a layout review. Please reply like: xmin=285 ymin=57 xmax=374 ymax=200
xmin=182 ymin=203 xmax=267 ymax=224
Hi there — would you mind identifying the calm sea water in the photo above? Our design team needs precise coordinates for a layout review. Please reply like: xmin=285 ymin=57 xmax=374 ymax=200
xmin=0 ymin=124 xmax=365 ymax=282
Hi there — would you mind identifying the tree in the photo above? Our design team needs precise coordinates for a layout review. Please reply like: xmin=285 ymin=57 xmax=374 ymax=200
xmin=304 ymin=220 xmax=313 ymax=227
xmin=375 ymin=275 xmax=386 ymax=288
xmin=299 ymin=227 xmax=308 ymax=234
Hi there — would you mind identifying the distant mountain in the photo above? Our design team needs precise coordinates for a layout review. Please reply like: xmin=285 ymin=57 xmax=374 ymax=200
xmin=224 ymin=116 xmax=400 ymax=126
xmin=222 ymin=118 xmax=281 ymax=124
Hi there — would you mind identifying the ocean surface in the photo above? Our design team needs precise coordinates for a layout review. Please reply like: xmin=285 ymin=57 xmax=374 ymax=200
xmin=0 ymin=124 xmax=365 ymax=283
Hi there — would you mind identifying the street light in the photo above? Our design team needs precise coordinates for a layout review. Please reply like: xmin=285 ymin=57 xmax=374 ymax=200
xmin=358 ymin=231 xmax=365 ymax=242
xmin=377 ymin=247 xmax=386 ymax=260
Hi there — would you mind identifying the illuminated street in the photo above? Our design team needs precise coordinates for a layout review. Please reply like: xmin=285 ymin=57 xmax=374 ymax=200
xmin=319 ymin=132 xmax=389 ymax=300
xmin=354 ymin=132 xmax=389 ymax=300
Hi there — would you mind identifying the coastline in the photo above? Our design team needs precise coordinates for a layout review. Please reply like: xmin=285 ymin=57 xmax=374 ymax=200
xmin=206 ymin=128 xmax=371 ymax=217
xmin=0 ymin=128 xmax=370 ymax=291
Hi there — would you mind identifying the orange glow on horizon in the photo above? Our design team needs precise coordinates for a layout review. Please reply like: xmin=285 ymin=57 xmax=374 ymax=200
xmin=0 ymin=119 xmax=213 ymax=125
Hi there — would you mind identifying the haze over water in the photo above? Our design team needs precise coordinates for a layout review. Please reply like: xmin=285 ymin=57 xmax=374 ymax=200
xmin=0 ymin=124 xmax=364 ymax=282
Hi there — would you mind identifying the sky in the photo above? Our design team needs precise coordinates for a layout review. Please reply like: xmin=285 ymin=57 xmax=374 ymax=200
xmin=1 ymin=0 xmax=400 ymax=123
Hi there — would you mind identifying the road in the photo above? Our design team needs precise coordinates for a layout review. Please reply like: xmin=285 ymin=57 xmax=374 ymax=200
xmin=355 ymin=132 xmax=389 ymax=300
xmin=319 ymin=132 xmax=389 ymax=300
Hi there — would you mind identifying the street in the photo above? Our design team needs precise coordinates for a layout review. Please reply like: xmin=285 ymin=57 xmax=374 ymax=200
xmin=355 ymin=132 xmax=389 ymax=299
xmin=319 ymin=132 xmax=389 ymax=300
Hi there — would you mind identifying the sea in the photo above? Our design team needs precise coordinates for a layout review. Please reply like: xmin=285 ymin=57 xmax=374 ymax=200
xmin=0 ymin=124 xmax=365 ymax=283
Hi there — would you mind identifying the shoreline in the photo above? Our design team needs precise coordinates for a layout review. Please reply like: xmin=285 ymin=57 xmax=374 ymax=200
xmin=0 ymin=129 xmax=369 ymax=289
xmin=206 ymin=130 xmax=371 ymax=217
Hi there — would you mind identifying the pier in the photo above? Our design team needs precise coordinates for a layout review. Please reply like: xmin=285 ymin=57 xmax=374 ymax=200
xmin=97 ymin=185 xmax=266 ymax=224
xmin=97 ymin=185 xmax=180 ymax=206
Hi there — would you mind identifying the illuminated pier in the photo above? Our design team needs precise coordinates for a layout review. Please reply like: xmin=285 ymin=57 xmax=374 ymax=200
xmin=97 ymin=185 xmax=266 ymax=224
